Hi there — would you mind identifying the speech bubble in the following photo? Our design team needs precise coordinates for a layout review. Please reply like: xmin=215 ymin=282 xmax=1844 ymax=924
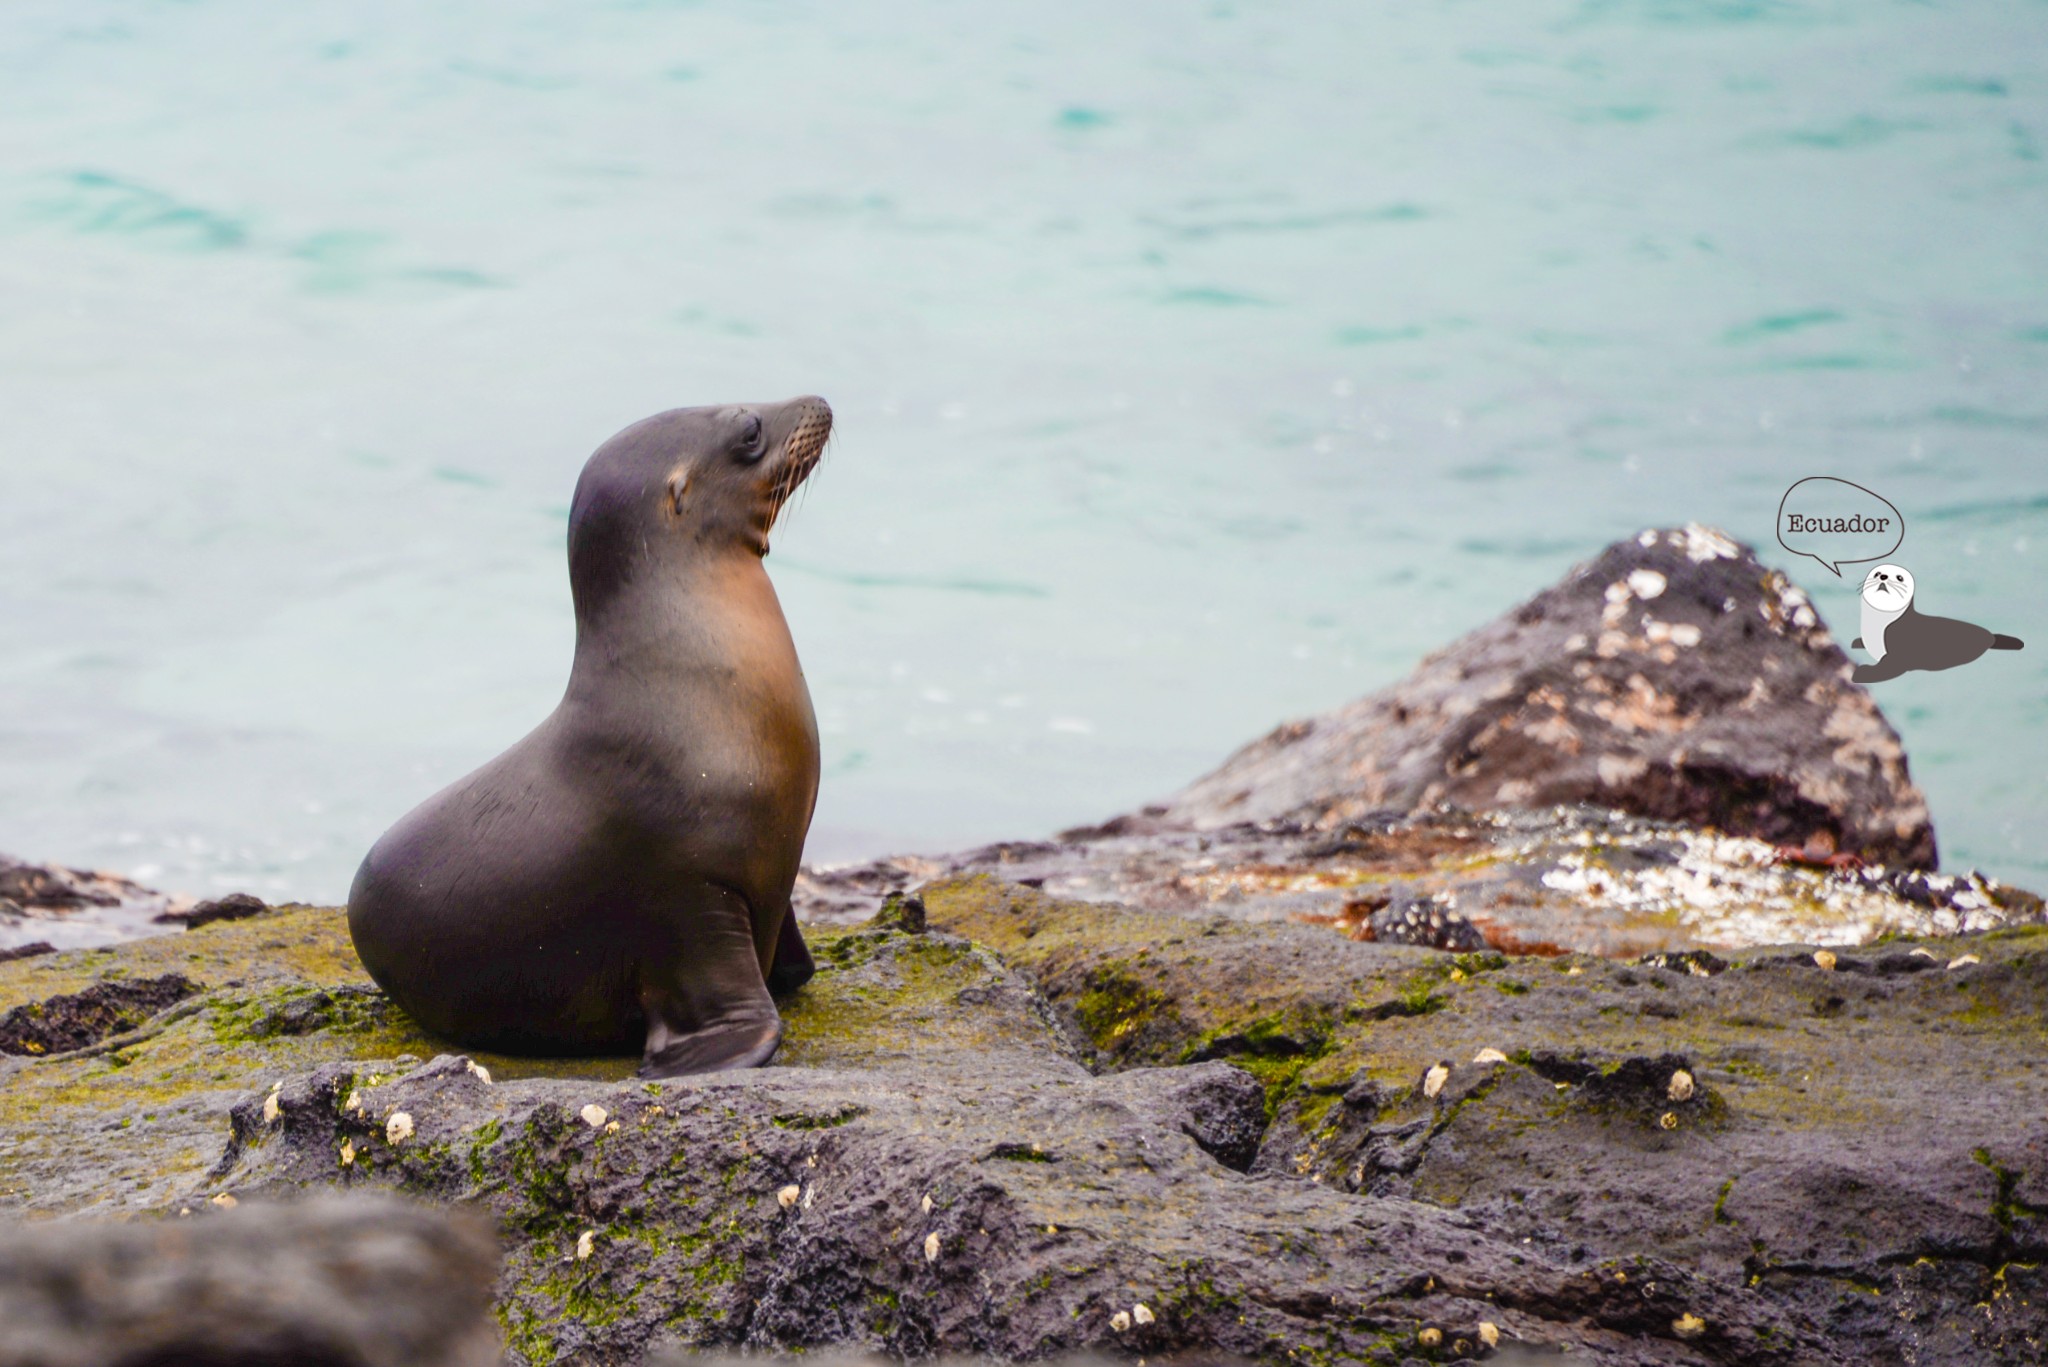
xmin=1775 ymin=476 xmax=1904 ymax=576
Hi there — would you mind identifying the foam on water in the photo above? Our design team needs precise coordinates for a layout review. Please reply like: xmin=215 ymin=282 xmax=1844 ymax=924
xmin=2 ymin=0 xmax=2044 ymax=901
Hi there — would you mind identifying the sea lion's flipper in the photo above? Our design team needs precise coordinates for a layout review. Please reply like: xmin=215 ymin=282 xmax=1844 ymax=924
xmin=638 ymin=884 xmax=782 ymax=1078
xmin=1853 ymin=659 xmax=1909 ymax=684
xmin=1850 ymin=637 xmax=1863 ymax=650
xmin=1993 ymin=634 xmax=2024 ymax=650
xmin=767 ymin=909 xmax=816 ymax=996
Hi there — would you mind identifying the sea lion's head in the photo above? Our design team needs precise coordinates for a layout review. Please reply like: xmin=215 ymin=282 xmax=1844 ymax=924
xmin=1861 ymin=563 xmax=1914 ymax=611
xmin=568 ymin=396 xmax=832 ymax=615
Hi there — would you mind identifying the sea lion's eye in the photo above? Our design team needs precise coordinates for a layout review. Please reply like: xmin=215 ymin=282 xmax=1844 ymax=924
xmin=735 ymin=412 xmax=765 ymax=461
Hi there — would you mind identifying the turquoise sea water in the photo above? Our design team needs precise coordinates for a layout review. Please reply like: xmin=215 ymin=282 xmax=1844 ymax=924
xmin=2 ymin=0 xmax=2044 ymax=903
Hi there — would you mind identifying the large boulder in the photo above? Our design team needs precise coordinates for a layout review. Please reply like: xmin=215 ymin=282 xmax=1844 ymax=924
xmin=1149 ymin=526 xmax=1937 ymax=868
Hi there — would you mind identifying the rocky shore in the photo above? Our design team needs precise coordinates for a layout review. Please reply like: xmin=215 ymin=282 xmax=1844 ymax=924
xmin=3 ymin=528 xmax=2044 ymax=1366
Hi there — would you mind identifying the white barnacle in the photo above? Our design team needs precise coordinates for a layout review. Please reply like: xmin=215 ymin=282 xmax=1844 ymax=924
xmin=1478 ymin=1322 xmax=1500 ymax=1348
xmin=344 ymin=1089 xmax=363 ymax=1113
xmin=579 ymin=1103 xmax=608 ymax=1129
xmin=339 ymin=1140 xmax=356 ymax=1167
xmin=1627 ymin=569 xmax=1668 ymax=600
xmin=1423 ymin=1064 xmax=1450 ymax=1099
xmin=923 ymin=1231 xmax=940 ymax=1263
xmin=575 ymin=1229 xmax=596 ymax=1261
xmin=1660 ymin=1112 xmax=1680 ymax=1131
xmin=604 ymin=1120 xmax=620 ymax=1135
xmin=1667 ymin=1070 xmax=1696 ymax=1102
xmin=802 ymin=1186 xmax=815 ymax=1210
xmin=1417 ymin=1328 xmax=1442 ymax=1348
xmin=1910 ymin=947 xmax=1938 ymax=960
xmin=1472 ymin=1048 xmax=1509 ymax=1066
xmin=1673 ymin=1312 xmax=1706 ymax=1339
xmin=921 ymin=1193 xmax=933 ymax=1215
xmin=1812 ymin=950 xmax=1837 ymax=971
xmin=1133 ymin=1303 xmax=1154 ymax=1326
xmin=1947 ymin=954 xmax=1981 ymax=970
xmin=262 ymin=1092 xmax=283 ymax=1125
xmin=1110 ymin=1311 xmax=1132 ymax=1333
xmin=465 ymin=1060 xmax=492 ymax=1085
xmin=386 ymin=1111 xmax=414 ymax=1144
xmin=777 ymin=1184 xmax=802 ymax=1210
xmin=209 ymin=1193 xmax=237 ymax=1209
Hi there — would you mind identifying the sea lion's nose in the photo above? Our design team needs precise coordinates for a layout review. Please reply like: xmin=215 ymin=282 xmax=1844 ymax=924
xmin=785 ymin=394 xmax=831 ymax=423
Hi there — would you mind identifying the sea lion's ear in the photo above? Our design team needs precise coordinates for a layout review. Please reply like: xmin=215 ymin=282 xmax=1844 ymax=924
xmin=666 ymin=468 xmax=692 ymax=519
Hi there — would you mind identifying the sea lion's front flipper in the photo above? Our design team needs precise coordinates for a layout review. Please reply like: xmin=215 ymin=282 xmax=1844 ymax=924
xmin=767 ymin=907 xmax=815 ymax=996
xmin=1850 ymin=637 xmax=1863 ymax=650
xmin=1852 ymin=659 xmax=1909 ymax=684
xmin=638 ymin=884 xmax=782 ymax=1078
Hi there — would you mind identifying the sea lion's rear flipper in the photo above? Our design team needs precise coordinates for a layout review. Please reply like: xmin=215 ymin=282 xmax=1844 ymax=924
xmin=1853 ymin=659 xmax=1909 ymax=684
xmin=767 ymin=908 xmax=816 ymax=996
xmin=638 ymin=884 xmax=782 ymax=1078
xmin=1993 ymin=634 xmax=2024 ymax=650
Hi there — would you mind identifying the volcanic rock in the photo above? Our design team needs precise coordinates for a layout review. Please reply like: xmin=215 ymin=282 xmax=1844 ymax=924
xmin=1149 ymin=525 xmax=1937 ymax=868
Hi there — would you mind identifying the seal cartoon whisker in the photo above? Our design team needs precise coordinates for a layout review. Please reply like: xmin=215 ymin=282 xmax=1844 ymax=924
xmin=348 ymin=396 xmax=831 ymax=1077
xmin=1849 ymin=562 xmax=2022 ymax=684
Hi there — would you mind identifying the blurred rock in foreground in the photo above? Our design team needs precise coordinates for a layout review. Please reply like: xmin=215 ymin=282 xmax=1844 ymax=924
xmin=0 ymin=1192 xmax=501 ymax=1367
xmin=1149 ymin=525 xmax=1938 ymax=869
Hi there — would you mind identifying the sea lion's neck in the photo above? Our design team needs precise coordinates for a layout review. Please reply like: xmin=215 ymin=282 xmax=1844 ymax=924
xmin=1861 ymin=599 xmax=1906 ymax=660
xmin=562 ymin=549 xmax=800 ymax=710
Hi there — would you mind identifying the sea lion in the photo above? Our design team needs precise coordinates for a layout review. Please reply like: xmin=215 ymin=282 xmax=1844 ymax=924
xmin=347 ymin=396 xmax=832 ymax=1077
xmin=1848 ymin=563 xmax=2022 ymax=684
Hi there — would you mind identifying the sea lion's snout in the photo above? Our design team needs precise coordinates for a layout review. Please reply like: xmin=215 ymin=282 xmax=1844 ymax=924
xmin=775 ymin=395 xmax=833 ymax=469
xmin=1862 ymin=564 xmax=1914 ymax=609
xmin=759 ymin=395 xmax=832 ymax=546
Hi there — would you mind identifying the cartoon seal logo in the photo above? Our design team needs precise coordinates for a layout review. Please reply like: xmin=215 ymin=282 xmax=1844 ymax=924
xmin=1849 ymin=563 xmax=2023 ymax=683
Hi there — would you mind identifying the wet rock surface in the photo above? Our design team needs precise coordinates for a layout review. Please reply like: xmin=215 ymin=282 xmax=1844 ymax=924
xmin=0 ymin=854 xmax=182 ymax=953
xmin=0 ymin=1192 xmax=503 ymax=1367
xmin=1145 ymin=526 xmax=1938 ymax=869
xmin=797 ymin=805 xmax=2039 ymax=960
